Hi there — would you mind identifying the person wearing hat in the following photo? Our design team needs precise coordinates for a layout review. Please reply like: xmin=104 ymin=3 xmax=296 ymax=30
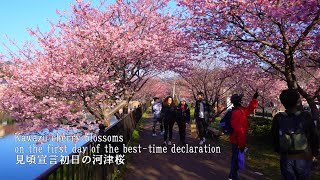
xmin=177 ymin=98 xmax=190 ymax=145
xmin=228 ymin=90 xmax=259 ymax=180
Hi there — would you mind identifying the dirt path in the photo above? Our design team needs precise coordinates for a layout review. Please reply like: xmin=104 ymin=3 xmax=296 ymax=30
xmin=124 ymin=114 xmax=264 ymax=180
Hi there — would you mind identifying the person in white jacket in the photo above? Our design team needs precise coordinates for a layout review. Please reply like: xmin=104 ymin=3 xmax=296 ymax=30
xmin=152 ymin=97 xmax=163 ymax=136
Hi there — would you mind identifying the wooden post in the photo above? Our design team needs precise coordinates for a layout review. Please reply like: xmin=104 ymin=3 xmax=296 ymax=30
xmin=103 ymin=101 xmax=127 ymax=127
xmin=0 ymin=125 xmax=4 ymax=138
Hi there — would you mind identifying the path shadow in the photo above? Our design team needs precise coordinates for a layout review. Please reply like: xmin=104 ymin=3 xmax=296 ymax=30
xmin=124 ymin=114 xmax=265 ymax=180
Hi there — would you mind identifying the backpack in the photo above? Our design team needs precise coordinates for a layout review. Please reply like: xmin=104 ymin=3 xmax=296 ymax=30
xmin=219 ymin=109 xmax=233 ymax=135
xmin=277 ymin=112 xmax=309 ymax=154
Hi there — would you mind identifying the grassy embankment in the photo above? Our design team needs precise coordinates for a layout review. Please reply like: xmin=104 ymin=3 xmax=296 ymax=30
xmin=112 ymin=107 xmax=151 ymax=180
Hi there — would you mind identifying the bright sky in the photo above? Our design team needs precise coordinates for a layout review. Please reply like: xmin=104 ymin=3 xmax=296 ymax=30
xmin=0 ymin=0 xmax=68 ymax=55
xmin=0 ymin=0 xmax=177 ymax=59
xmin=0 ymin=0 xmax=113 ymax=58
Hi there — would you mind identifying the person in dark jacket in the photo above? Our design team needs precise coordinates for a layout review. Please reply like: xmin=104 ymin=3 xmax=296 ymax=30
xmin=228 ymin=91 xmax=259 ymax=180
xmin=271 ymin=89 xmax=319 ymax=180
xmin=194 ymin=92 xmax=213 ymax=145
xmin=161 ymin=96 xmax=177 ymax=146
xmin=177 ymin=98 xmax=190 ymax=145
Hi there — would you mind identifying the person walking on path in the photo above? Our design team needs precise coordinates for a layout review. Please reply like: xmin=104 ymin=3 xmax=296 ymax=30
xmin=271 ymin=89 xmax=319 ymax=180
xmin=228 ymin=90 xmax=259 ymax=180
xmin=161 ymin=96 xmax=177 ymax=146
xmin=194 ymin=92 xmax=213 ymax=145
xmin=152 ymin=97 xmax=163 ymax=136
xmin=176 ymin=98 xmax=190 ymax=145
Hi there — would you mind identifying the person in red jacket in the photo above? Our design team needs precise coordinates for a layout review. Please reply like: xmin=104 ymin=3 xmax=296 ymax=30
xmin=228 ymin=90 xmax=259 ymax=180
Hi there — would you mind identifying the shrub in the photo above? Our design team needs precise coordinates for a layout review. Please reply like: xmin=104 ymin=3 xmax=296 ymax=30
xmin=249 ymin=116 xmax=273 ymax=136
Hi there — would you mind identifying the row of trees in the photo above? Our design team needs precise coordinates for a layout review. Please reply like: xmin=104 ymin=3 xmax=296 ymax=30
xmin=179 ymin=0 xmax=319 ymax=123
xmin=179 ymin=60 xmax=286 ymax=117
xmin=137 ymin=58 xmax=286 ymax=118
xmin=0 ymin=0 xmax=319 ymax=133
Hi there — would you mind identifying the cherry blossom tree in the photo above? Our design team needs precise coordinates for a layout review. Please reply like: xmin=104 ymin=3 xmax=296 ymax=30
xmin=179 ymin=53 xmax=288 ymax=118
xmin=179 ymin=57 xmax=245 ymax=117
xmin=230 ymin=63 xmax=287 ymax=117
xmin=133 ymin=76 xmax=172 ymax=100
xmin=179 ymin=0 xmax=320 ymax=122
xmin=0 ymin=0 xmax=193 ymax=133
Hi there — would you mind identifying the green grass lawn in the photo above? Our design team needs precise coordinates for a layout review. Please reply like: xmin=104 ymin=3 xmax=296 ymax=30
xmin=190 ymin=105 xmax=194 ymax=120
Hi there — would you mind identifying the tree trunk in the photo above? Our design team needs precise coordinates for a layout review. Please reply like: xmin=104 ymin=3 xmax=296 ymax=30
xmin=298 ymin=85 xmax=320 ymax=127
xmin=262 ymin=95 xmax=265 ymax=118
xmin=284 ymin=52 xmax=319 ymax=129
xmin=216 ymin=95 xmax=220 ymax=113
xmin=284 ymin=53 xmax=304 ymax=111
xmin=284 ymin=50 xmax=298 ymax=89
